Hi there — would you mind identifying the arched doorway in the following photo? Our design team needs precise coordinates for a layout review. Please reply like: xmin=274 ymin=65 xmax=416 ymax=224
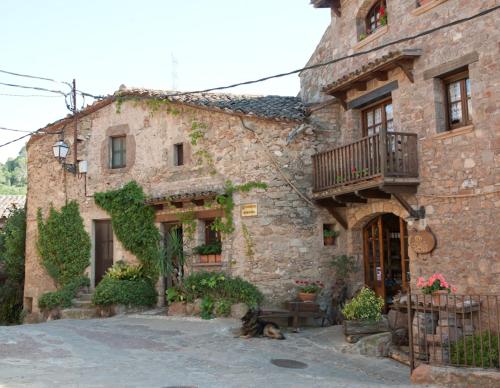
xmin=363 ymin=213 xmax=409 ymax=307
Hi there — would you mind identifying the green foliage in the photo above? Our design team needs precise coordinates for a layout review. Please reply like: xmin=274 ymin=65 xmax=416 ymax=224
xmin=323 ymin=228 xmax=339 ymax=238
xmin=193 ymin=241 xmax=222 ymax=255
xmin=105 ymin=261 xmax=144 ymax=281
xmin=38 ymin=275 xmax=89 ymax=310
xmin=241 ymin=224 xmax=254 ymax=258
xmin=200 ymin=295 xmax=214 ymax=320
xmin=175 ymin=210 xmax=196 ymax=241
xmin=0 ymin=146 xmax=27 ymax=194
xmin=182 ymin=271 xmax=263 ymax=308
xmin=37 ymin=201 xmax=91 ymax=287
xmin=0 ymin=207 xmax=26 ymax=324
xmin=451 ymin=332 xmax=499 ymax=368
xmin=215 ymin=298 xmax=232 ymax=317
xmin=158 ymin=228 xmax=185 ymax=278
xmin=189 ymin=121 xmax=207 ymax=146
xmin=330 ymin=255 xmax=359 ymax=280
xmin=94 ymin=181 xmax=161 ymax=279
xmin=295 ymin=280 xmax=324 ymax=294
xmin=166 ymin=286 xmax=189 ymax=304
xmin=213 ymin=181 xmax=268 ymax=235
xmin=92 ymin=277 xmax=157 ymax=307
xmin=115 ymin=96 xmax=179 ymax=116
xmin=342 ymin=287 xmax=384 ymax=322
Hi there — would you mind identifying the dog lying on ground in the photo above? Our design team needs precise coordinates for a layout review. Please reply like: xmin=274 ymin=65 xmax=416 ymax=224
xmin=239 ymin=309 xmax=285 ymax=340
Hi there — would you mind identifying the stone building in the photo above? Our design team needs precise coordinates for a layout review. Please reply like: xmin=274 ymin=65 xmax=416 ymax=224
xmin=302 ymin=0 xmax=499 ymax=301
xmin=23 ymin=0 xmax=499 ymax=318
xmin=23 ymin=88 xmax=343 ymax=316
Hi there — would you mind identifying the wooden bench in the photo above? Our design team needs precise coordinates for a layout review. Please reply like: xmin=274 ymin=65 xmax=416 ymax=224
xmin=259 ymin=301 xmax=328 ymax=331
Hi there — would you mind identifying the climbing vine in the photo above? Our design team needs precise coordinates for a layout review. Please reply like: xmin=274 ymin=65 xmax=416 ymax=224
xmin=175 ymin=209 xmax=197 ymax=242
xmin=241 ymin=224 xmax=254 ymax=258
xmin=115 ymin=96 xmax=180 ymax=116
xmin=94 ymin=181 xmax=161 ymax=279
xmin=212 ymin=181 xmax=268 ymax=235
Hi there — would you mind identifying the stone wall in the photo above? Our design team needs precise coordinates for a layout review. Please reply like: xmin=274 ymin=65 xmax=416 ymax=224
xmin=24 ymin=100 xmax=349 ymax=315
xmin=300 ymin=0 xmax=500 ymax=294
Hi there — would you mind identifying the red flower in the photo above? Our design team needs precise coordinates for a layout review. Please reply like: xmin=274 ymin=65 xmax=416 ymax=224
xmin=379 ymin=6 xmax=385 ymax=17
xmin=351 ymin=166 xmax=357 ymax=173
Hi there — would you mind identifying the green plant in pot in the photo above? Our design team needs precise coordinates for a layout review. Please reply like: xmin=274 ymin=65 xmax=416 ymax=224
xmin=323 ymin=228 xmax=339 ymax=246
xmin=342 ymin=287 xmax=385 ymax=336
xmin=193 ymin=241 xmax=222 ymax=264
xmin=295 ymin=280 xmax=324 ymax=302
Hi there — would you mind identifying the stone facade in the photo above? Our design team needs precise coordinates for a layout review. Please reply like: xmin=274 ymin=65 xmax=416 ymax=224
xmin=24 ymin=93 xmax=347 ymax=316
xmin=301 ymin=0 xmax=500 ymax=294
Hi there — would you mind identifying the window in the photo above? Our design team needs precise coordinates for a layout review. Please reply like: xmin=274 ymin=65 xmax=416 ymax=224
xmin=204 ymin=219 xmax=221 ymax=245
xmin=110 ymin=136 xmax=126 ymax=169
xmin=444 ymin=69 xmax=471 ymax=130
xmin=366 ymin=0 xmax=387 ymax=35
xmin=174 ymin=143 xmax=184 ymax=166
xmin=362 ymin=99 xmax=393 ymax=136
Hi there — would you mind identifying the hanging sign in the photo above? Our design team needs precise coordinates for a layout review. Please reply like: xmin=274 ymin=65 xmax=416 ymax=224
xmin=408 ymin=227 xmax=436 ymax=254
xmin=241 ymin=204 xmax=258 ymax=217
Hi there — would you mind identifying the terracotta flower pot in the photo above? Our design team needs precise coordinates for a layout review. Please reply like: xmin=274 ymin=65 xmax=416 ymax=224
xmin=298 ymin=292 xmax=317 ymax=302
xmin=431 ymin=290 xmax=449 ymax=307
xmin=214 ymin=254 xmax=222 ymax=263
xmin=200 ymin=255 xmax=209 ymax=263
xmin=324 ymin=236 xmax=335 ymax=246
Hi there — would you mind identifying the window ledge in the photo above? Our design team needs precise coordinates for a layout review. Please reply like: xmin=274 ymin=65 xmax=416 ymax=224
xmin=354 ymin=26 xmax=388 ymax=51
xmin=432 ymin=124 xmax=474 ymax=140
xmin=411 ymin=0 xmax=448 ymax=16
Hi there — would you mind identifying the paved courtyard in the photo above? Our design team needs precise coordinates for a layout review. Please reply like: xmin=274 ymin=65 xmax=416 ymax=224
xmin=0 ymin=314 xmax=412 ymax=388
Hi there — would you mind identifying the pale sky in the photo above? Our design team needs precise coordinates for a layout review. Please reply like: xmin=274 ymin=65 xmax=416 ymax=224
xmin=0 ymin=0 xmax=330 ymax=162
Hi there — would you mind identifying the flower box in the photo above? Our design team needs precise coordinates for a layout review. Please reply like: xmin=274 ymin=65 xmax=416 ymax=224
xmin=200 ymin=254 xmax=221 ymax=264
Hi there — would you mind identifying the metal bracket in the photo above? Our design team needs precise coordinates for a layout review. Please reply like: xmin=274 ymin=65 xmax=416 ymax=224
xmin=62 ymin=163 xmax=77 ymax=174
xmin=392 ymin=193 xmax=425 ymax=219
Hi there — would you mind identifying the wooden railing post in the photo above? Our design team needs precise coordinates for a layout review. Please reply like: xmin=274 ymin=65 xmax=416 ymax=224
xmin=379 ymin=126 xmax=387 ymax=176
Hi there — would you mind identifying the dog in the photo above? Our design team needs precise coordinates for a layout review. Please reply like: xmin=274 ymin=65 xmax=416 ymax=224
xmin=239 ymin=309 xmax=285 ymax=340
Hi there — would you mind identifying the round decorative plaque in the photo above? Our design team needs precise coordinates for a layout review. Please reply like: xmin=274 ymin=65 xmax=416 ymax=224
xmin=408 ymin=227 xmax=436 ymax=254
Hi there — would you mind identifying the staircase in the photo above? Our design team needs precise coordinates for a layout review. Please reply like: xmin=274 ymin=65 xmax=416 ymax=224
xmin=60 ymin=288 xmax=99 ymax=320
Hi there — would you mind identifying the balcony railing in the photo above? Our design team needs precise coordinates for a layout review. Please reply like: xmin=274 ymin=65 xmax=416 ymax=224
xmin=312 ymin=131 xmax=418 ymax=193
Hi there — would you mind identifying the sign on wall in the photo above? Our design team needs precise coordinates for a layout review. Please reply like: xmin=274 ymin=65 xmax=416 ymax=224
xmin=408 ymin=227 xmax=436 ymax=254
xmin=241 ymin=204 xmax=258 ymax=217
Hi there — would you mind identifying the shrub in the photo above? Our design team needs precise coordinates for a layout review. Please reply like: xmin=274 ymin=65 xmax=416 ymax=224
xmin=451 ymin=332 xmax=499 ymax=368
xmin=182 ymin=271 xmax=263 ymax=308
xmin=105 ymin=261 xmax=144 ymax=281
xmin=193 ymin=241 xmax=222 ymax=255
xmin=200 ymin=296 xmax=214 ymax=320
xmin=37 ymin=201 xmax=91 ymax=286
xmin=215 ymin=298 xmax=231 ymax=317
xmin=0 ymin=207 xmax=26 ymax=324
xmin=92 ymin=277 xmax=157 ymax=307
xmin=342 ymin=287 xmax=384 ymax=322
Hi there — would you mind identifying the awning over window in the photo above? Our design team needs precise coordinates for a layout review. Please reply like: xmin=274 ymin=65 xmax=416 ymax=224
xmin=322 ymin=49 xmax=422 ymax=108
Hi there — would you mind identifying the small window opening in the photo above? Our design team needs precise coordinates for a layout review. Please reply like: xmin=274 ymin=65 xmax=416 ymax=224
xmin=174 ymin=143 xmax=184 ymax=166
xmin=110 ymin=136 xmax=126 ymax=169
xmin=323 ymin=224 xmax=338 ymax=246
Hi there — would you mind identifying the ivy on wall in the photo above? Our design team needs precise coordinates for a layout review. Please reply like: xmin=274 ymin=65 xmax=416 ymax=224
xmin=94 ymin=181 xmax=161 ymax=279
xmin=115 ymin=96 xmax=180 ymax=116
xmin=37 ymin=201 xmax=91 ymax=310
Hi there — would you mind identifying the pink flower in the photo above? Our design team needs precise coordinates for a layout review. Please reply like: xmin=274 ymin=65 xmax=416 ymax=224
xmin=416 ymin=277 xmax=426 ymax=287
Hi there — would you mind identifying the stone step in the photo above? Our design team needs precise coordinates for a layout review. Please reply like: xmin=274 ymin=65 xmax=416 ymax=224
xmin=72 ymin=299 xmax=93 ymax=308
xmin=60 ymin=307 xmax=98 ymax=320
xmin=75 ymin=293 xmax=93 ymax=302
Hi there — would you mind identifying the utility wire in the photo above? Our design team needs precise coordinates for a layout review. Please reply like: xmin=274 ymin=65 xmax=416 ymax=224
xmin=0 ymin=68 xmax=71 ymax=87
xmin=0 ymin=92 xmax=62 ymax=98
xmin=0 ymin=5 xmax=498 ymax=149
xmin=0 ymin=131 xmax=38 ymax=148
xmin=0 ymin=81 xmax=68 ymax=96
xmin=0 ymin=126 xmax=33 ymax=133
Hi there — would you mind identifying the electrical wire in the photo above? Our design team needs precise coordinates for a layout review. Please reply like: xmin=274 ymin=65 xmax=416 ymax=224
xmin=0 ymin=92 xmax=62 ymax=98
xmin=0 ymin=81 xmax=68 ymax=96
xmin=0 ymin=126 xmax=33 ymax=133
xmin=0 ymin=68 xmax=71 ymax=87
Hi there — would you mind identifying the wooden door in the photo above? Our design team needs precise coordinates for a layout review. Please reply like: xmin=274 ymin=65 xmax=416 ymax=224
xmin=95 ymin=220 xmax=113 ymax=285
xmin=364 ymin=216 xmax=385 ymax=299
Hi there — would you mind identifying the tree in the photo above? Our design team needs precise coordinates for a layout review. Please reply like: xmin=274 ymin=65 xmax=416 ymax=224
xmin=0 ymin=146 xmax=27 ymax=195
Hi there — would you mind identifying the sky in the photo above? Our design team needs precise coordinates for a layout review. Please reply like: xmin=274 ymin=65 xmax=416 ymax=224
xmin=0 ymin=0 xmax=331 ymax=162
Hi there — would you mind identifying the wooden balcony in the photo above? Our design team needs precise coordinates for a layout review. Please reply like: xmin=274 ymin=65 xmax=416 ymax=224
xmin=312 ymin=131 xmax=419 ymax=201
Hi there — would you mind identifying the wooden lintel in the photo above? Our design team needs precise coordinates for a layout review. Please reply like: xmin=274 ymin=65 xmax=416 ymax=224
xmin=352 ymin=81 xmax=367 ymax=91
xmin=171 ymin=201 xmax=183 ymax=208
xmin=326 ymin=207 xmax=348 ymax=230
xmin=355 ymin=188 xmax=391 ymax=199
xmin=156 ymin=208 xmax=223 ymax=223
xmin=316 ymin=197 xmax=346 ymax=208
xmin=373 ymin=71 xmax=388 ymax=81
xmin=332 ymin=92 xmax=347 ymax=109
xmin=396 ymin=61 xmax=414 ymax=83
xmin=191 ymin=199 xmax=204 ymax=206
xmin=334 ymin=194 xmax=367 ymax=204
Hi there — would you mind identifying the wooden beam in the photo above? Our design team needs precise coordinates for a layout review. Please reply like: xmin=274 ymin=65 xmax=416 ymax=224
xmin=326 ymin=207 xmax=348 ymax=230
xmin=332 ymin=0 xmax=341 ymax=16
xmin=352 ymin=81 xmax=367 ymax=91
xmin=331 ymin=92 xmax=347 ymax=109
xmin=381 ymin=184 xmax=418 ymax=194
xmin=392 ymin=193 xmax=425 ymax=219
xmin=316 ymin=197 xmax=346 ymax=208
xmin=373 ymin=71 xmax=388 ymax=81
xmin=396 ymin=61 xmax=414 ymax=83
xmin=356 ymin=188 xmax=391 ymax=199
xmin=335 ymin=193 xmax=367 ymax=204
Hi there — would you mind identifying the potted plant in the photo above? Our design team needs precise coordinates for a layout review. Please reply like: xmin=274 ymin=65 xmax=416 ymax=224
xmin=295 ymin=280 xmax=324 ymax=302
xmin=323 ymin=228 xmax=339 ymax=246
xmin=194 ymin=241 xmax=222 ymax=263
xmin=416 ymin=273 xmax=456 ymax=307
xmin=379 ymin=5 xmax=387 ymax=26
xmin=342 ymin=287 xmax=386 ymax=336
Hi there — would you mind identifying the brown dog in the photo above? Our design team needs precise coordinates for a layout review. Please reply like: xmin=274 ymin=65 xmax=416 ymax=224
xmin=240 ymin=309 xmax=285 ymax=340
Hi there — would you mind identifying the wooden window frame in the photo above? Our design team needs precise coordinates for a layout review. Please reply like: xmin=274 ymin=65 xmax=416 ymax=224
xmin=365 ymin=0 xmax=387 ymax=35
xmin=174 ymin=143 xmax=184 ymax=166
xmin=443 ymin=69 xmax=471 ymax=131
xmin=110 ymin=135 xmax=126 ymax=169
xmin=204 ymin=219 xmax=221 ymax=245
xmin=361 ymin=98 xmax=393 ymax=137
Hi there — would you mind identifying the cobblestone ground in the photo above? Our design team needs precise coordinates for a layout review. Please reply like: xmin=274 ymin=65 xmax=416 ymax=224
xmin=0 ymin=314 xmax=413 ymax=388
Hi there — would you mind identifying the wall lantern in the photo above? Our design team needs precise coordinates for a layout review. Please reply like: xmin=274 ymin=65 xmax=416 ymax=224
xmin=52 ymin=140 xmax=76 ymax=174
